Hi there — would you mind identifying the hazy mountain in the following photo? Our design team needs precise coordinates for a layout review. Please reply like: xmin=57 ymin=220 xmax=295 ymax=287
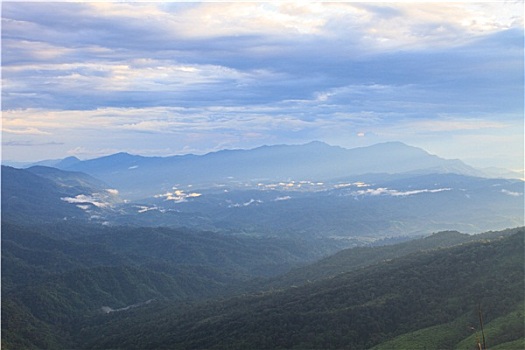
xmin=33 ymin=156 xmax=81 ymax=168
xmin=3 ymin=165 xmax=523 ymax=238
xmin=479 ymin=166 xmax=524 ymax=179
xmin=53 ymin=141 xmax=484 ymax=200
xmin=27 ymin=165 xmax=109 ymax=191
xmin=1 ymin=165 xmax=120 ymax=224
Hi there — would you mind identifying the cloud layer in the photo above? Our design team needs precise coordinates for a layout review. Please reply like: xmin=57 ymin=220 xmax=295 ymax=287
xmin=2 ymin=2 xmax=523 ymax=170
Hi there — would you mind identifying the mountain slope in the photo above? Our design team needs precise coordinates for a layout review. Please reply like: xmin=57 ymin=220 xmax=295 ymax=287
xmin=1 ymin=166 xmax=120 ymax=225
xmin=26 ymin=165 xmax=109 ymax=192
xmin=1 ymin=220 xmax=336 ymax=349
xmin=261 ymin=227 xmax=523 ymax=289
xmin=77 ymin=230 xmax=524 ymax=350
xmin=372 ymin=303 xmax=524 ymax=350
xmin=1 ymin=166 xmax=88 ymax=224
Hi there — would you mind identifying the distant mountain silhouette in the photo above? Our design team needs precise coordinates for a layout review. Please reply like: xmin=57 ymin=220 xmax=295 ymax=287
xmin=52 ymin=142 xmax=482 ymax=199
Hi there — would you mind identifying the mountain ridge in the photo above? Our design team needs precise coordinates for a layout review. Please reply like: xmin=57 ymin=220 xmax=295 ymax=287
xmin=74 ymin=229 xmax=525 ymax=350
xmin=38 ymin=141 xmax=483 ymax=200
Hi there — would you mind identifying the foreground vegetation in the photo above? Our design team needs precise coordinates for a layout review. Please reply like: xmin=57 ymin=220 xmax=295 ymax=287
xmin=2 ymin=221 xmax=523 ymax=349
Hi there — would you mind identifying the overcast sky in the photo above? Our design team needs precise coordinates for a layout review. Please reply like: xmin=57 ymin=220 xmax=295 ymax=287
xmin=2 ymin=1 xmax=523 ymax=171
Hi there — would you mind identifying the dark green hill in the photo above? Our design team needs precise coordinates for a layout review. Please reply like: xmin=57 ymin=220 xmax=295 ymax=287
xmin=77 ymin=230 xmax=524 ymax=349
xmin=1 ymin=166 xmax=86 ymax=223
xmin=3 ymin=222 xmax=523 ymax=349
xmin=71 ymin=225 xmax=325 ymax=278
xmin=1 ymin=222 xmax=128 ymax=292
xmin=1 ymin=221 xmax=332 ymax=349
xmin=2 ymin=265 xmax=193 ymax=349
xmin=262 ymin=227 xmax=523 ymax=289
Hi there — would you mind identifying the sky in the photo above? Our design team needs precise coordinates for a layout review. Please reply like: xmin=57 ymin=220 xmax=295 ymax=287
xmin=1 ymin=1 xmax=524 ymax=171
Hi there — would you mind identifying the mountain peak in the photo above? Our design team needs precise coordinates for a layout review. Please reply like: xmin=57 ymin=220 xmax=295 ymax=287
xmin=87 ymin=152 xmax=143 ymax=163
xmin=361 ymin=141 xmax=426 ymax=152
xmin=304 ymin=140 xmax=331 ymax=147
xmin=56 ymin=156 xmax=81 ymax=168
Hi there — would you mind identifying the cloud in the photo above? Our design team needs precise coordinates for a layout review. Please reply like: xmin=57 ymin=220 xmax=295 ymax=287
xmin=228 ymin=199 xmax=263 ymax=208
xmin=501 ymin=189 xmax=522 ymax=197
xmin=352 ymin=187 xmax=451 ymax=197
xmin=2 ymin=140 xmax=63 ymax=146
xmin=2 ymin=127 xmax=51 ymax=135
xmin=1 ymin=2 xmax=523 ymax=170
xmin=154 ymin=188 xmax=202 ymax=202
xmin=61 ymin=194 xmax=111 ymax=208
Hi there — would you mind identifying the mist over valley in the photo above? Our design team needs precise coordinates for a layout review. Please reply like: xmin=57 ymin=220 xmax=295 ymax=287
xmin=2 ymin=141 xmax=524 ymax=349
xmin=2 ymin=2 xmax=524 ymax=349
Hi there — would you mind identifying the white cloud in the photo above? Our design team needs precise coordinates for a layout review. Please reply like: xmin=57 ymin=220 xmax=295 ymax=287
xmin=354 ymin=2 xmax=523 ymax=51
xmin=2 ymin=126 xmax=51 ymax=135
xmin=61 ymin=194 xmax=110 ymax=208
xmin=2 ymin=59 xmax=279 ymax=98
xmin=501 ymin=189 xmax=522 ymax=197
xmin=135 ymin=205 xmax=158 ymax=214
xmin=156 ymin=3 xmax=328 ymax=39
xmin=229 ymin=199 xmax=263 ymax=208
xmin=352 ymin=187 xmax=451 ymax=197
xmin=154 ymin=188 xmax=202 ymax=202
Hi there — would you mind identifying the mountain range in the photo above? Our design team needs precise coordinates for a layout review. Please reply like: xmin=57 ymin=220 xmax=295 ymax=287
xmin=34 ymin=141 xmax=485 ymax=199
xmin=2 ymin=141 xmax=523 ymax=238
xmin=2 ymin=140 xmax=524 ymax=349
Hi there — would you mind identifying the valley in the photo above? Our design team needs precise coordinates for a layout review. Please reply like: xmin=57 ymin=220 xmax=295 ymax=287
xmin=1 ymin=141 xmax=524 ymax=349
xmin=3 ymin=2 xmax=523 ymax=349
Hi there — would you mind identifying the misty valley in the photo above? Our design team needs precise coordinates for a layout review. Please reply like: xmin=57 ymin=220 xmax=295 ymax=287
xmin=2 ymin=142 xmax=524 ymax=349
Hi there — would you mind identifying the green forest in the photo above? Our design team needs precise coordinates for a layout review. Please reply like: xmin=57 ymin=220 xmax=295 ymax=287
xmin=2 ymin=220 xmax=523 ymax=349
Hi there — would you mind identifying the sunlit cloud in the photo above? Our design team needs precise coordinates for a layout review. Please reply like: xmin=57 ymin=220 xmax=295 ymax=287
xmin=2 ymin=126 xmax=51 ymax=135
xmin=154 ymin=188 xmax=202 ymax=203
xmin=61 ymin=189 xmax=120 ymax=208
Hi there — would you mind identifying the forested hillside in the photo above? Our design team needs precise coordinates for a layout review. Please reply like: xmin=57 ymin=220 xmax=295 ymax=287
xmin=77 ymin=231 xmax=524 ymax=350
xmin=2 ymin=222 xmax=522 ymax=349
xmin=0 ymin=220 xmax=336 ymax=349
xmin=259 ymin=229 xmax=516 ymax=289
